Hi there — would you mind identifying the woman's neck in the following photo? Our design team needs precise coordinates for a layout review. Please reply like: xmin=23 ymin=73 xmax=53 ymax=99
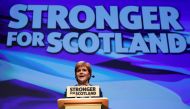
xmin=78 ymin=82 xmax=90 ymax=86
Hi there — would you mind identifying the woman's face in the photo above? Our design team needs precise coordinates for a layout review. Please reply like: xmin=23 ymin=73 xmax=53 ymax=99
xmin=76 ymin=66 xmax=90 ymax=85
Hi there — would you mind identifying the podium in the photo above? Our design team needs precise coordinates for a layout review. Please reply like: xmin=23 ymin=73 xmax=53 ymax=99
xmin=57 ymin=98 xmax=108 ymax=109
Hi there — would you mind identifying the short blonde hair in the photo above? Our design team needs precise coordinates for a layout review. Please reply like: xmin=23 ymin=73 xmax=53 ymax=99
xmin=75 ymin=61 xmax=92 ymax=75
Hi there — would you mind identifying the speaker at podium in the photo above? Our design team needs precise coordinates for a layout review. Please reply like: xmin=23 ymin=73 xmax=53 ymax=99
xmin=58 ymin=61 xmax=108 ymax=109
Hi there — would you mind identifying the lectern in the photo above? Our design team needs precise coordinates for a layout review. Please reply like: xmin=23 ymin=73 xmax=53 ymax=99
xmin=57 ymin=98 xmax=108 ymax=109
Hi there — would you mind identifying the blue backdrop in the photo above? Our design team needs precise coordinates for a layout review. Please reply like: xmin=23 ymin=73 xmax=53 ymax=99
xmin=0 ymin=0 xmax=190 ymax=109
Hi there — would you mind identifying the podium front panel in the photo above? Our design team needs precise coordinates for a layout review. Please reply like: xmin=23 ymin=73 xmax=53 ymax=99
xmin=65 ymin=104 xmax=101 ymax=109
xmin=58 ymin=98 xmax=108 ymax=109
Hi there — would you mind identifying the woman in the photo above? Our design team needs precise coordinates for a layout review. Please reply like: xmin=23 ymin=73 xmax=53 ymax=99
xmin=64 ymin=61 xmax=103 ymax=97
xmin=75 ymin=61 xmax=92 ymax=86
